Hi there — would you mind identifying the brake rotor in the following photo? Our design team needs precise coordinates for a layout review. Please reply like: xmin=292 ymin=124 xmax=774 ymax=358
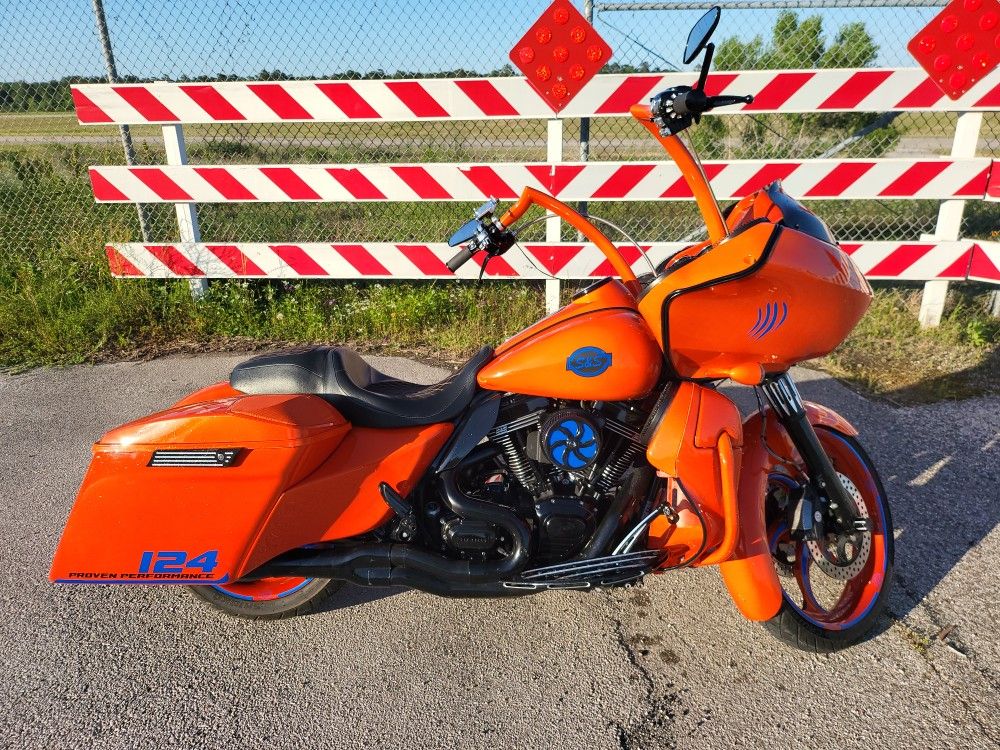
xmin=806 ymin=472 xmax=871 ymax=581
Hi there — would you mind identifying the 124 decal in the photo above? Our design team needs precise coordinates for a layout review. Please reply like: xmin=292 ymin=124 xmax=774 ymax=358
xmin=139 ymin=550 xmax=219 ymax=574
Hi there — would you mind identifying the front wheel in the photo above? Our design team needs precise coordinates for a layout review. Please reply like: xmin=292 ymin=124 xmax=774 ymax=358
xmin=762 ymin=428 xmax=894 ymax=652
xmin=188 ymin=577 xmax=343 ymax=620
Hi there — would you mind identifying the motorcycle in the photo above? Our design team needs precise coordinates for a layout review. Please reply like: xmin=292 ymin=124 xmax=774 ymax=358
xmin=51 ymin=7 xmax=893 ymax=652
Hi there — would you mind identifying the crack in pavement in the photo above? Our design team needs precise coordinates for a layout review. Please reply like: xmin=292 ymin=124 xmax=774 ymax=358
xmin=893 ymin=573 xmax=999 ymax=686
xmin=923 ymin=656 xmax=999 ymax=744
xmin=890 ymin=576 xmax=1000 ymax=744
xmin=605 ymin=591 xmax=685 ymax=750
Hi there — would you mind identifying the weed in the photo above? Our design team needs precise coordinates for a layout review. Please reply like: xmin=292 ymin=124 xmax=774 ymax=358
xmin=818 ymin=285 xmax=1000 ymax=404
xmin=1 ymin=145 xmax=997 ymax=403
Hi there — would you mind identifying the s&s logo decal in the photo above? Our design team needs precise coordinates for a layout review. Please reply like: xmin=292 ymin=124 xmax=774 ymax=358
xmin=566 ymin=346 xmax=613 ymax=377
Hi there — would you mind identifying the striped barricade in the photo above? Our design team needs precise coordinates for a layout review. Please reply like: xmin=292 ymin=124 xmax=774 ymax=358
xmin=104 ymin=240 xmax=997 ymax=283
xmin=88 ymin=159 xmax=992 ymax=204
xmin=72 ymin=67 xmax=1000 ymax=298
xmin=73 ymin=68 xmax=1000 ymax=124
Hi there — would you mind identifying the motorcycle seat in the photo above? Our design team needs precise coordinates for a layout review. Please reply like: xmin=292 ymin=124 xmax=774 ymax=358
xmin=230 ymin=345 xmax=493 ymax=429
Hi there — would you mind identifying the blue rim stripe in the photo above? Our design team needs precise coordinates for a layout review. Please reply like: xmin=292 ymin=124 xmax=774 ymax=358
xmin=276 ymin=579 xmax=314 ymax=598
xmin=783 ymin=433 xmax=889 ymax=631
xmin=56 ymin=574 xmax=231 ymax=585
xmin=211 ymin=577 xmax=315 ymax=601
xmin=212 ymin=584 xmax=254 ymax=601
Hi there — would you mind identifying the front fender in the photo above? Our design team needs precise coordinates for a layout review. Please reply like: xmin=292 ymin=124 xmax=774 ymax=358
xmin=717 ymin=401 xmax=858 ymax=621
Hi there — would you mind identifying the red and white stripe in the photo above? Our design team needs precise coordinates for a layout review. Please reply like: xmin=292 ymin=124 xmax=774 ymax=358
xmin=968 ymin=241 xmax=1000 ymax=283
xmin=89 ymin=159 xmax=993 ymax=204
xmin=840 ymin=241 xmax=977 ymax=280
xmin=104 ymin=240 xmax=980 ymax=281
xmin=104 ymin=242 xmax=682 ymax=279
xmin=72 ymin=68 xmax=1000 ymax=124
xmin=986 ymin=168 xmax=1000 ymax=202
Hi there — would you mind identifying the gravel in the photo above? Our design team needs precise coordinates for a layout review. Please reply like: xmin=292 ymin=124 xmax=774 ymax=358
xmin=1 ymin=354 xmax=997 ymax=749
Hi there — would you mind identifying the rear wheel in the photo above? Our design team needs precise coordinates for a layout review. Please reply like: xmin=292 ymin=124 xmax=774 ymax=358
xmin=188 ymin=577 xmax=343 ymax=620
xmin=762 ymin=428 xmax=894 ymax=652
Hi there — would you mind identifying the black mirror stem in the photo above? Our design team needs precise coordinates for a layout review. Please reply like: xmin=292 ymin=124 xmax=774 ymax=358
xmin=695 ymin=43 xmax=714 ymax=92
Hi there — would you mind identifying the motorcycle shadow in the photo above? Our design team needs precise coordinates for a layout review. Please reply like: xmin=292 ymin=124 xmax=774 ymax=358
xmin=313 ymin=583 xmax=402 ymax=615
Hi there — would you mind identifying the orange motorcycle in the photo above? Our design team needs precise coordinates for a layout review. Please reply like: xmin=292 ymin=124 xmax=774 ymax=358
xmin=51 ymin=8 xmax=892 ymax=651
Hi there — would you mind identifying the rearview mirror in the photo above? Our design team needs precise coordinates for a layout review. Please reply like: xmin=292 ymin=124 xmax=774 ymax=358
xmin=683 ymin=7 xmax=721 ymax=64
xmin=448 ymin=219 xmax=480 ymax=247
xmin=448 ymin=198 xmax=498 ymax=246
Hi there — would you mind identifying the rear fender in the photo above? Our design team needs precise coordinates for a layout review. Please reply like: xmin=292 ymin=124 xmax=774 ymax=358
xmin=717 ymin=402 xmax=859 ymax=621
xmin=50 ymin=394 xmax=350 ymax=585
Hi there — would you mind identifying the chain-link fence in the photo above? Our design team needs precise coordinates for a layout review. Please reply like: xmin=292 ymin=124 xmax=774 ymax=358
xmin=1 ymin=0 xmax=997 ymax=263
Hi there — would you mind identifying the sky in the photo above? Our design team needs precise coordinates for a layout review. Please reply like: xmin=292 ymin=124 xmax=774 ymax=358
xmin=0 ymin=0 xmax=938 ymax=82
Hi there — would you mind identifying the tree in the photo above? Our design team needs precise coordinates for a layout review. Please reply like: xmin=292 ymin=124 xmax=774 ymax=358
xmin=691 ymin=12 xmax=899 ymax=160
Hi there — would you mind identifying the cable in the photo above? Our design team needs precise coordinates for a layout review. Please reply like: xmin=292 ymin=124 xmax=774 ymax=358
xmin=510 ymin=214 xmax=559 ymax=279
xmin=510 ymin=209 xmax=656 ymax=279
xmin=595 ymin=11 xmax=681 ymax=72
xmin=754 ymin=386 xmax=801 ymax=471
xmin=581 ymin=213 xmax=657 ymax=275
xmin=658 ymin=478 xmax=708 ymax=570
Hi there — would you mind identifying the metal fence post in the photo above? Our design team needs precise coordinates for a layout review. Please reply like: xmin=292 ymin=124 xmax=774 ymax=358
xmin=918 ymin=111 xmax=983 ymax=327
xmin=545 ymin=117 xmax=563 ymax=314
xmin=90 ymin=0 xmax=152 ymax=243
xmin=161 ymin=122 xmax=207 ymax=298
xmin=578 ymin=0 xmax=594 ymax=229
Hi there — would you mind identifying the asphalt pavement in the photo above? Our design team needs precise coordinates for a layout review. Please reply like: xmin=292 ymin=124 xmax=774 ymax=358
xmin=1 ymin=354 xmax=997 ymax=750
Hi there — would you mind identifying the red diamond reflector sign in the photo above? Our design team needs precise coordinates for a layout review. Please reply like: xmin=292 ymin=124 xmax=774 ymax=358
xmin=907 ymin=0 xmax=1000 ymax=99
xmin=509 ymin=0 xmax=613 ymax=112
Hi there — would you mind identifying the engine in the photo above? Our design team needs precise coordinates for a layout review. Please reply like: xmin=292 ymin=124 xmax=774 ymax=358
xmin=439 ymin=395 xmax=648 ymax=564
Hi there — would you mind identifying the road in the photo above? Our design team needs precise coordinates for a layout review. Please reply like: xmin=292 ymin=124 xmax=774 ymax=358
xmin=0 ymin=134 xmax=968 ymax=157
xmin=1 ymin=354 xmax=997 ymax=750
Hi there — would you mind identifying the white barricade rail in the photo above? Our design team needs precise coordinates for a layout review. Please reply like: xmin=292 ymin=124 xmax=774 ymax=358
xmin=89 ymin=159 xmax=990 ymax=203
xmin=72 ymin=69 xmax=1000 ymax=122
xmin=72 ymin=67 xmax=1000 ymax=322
xmin=106 ymin=240 xmax=979 ymax=282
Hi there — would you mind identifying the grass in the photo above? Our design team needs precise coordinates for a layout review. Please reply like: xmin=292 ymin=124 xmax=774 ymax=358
xmin=817 ymin=285 xmax=1000 ymax=404
xmin=0 ymin=110 xmax=980 ymax=162
xmin=4 ymin=220 xmax=998 ymax=406
xmin=0 ymin=146 xmax=543 ymax=366
xmin=0 ymin=112 xmax=153 ymax=138
xmin=0 ymin=237 xmax=546 ymax=369
xmin=1 ymin=144 xmax=998 ymax=403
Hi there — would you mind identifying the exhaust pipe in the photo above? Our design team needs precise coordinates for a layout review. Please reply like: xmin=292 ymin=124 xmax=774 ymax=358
xmin=248 ymin=467 xmax=533 ymax=593
xmin=577 ymin=466 xmax=655 ymax=559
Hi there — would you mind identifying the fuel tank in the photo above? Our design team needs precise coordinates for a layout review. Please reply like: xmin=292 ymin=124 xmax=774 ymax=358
xmin=478 ymin=279 xmax=661 ymax=400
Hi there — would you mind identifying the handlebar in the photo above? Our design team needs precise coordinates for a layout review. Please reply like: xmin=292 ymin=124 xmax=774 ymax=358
xmin=445 ymin=217 xmax=517 ymax=273
xmin=444 ymin=188 xmax=641 ymax=290
xmin=445 ymin=88 xmax=752 ymax=278
xmin=650 ymin=87 xmax=753 ymax=136
xmin=446 ymin=244 xmax=476 ymax=272
xmin=707 ymin=94 xmax=755 ymax=109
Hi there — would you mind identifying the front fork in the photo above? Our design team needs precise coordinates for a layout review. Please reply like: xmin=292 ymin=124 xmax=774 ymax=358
xmin=759 ymin=374 xmax=868 ymax=537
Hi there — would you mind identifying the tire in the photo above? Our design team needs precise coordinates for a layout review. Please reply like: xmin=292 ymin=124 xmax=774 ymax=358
xmin=761 ymin=428 xmax=894 ymax=653
xmin=188 ymin=576 xmax=344 ymax=620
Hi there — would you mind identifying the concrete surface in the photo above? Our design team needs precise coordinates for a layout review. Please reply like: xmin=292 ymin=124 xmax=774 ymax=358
xmin=0 ymin=354 xmax=997 ymax=750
